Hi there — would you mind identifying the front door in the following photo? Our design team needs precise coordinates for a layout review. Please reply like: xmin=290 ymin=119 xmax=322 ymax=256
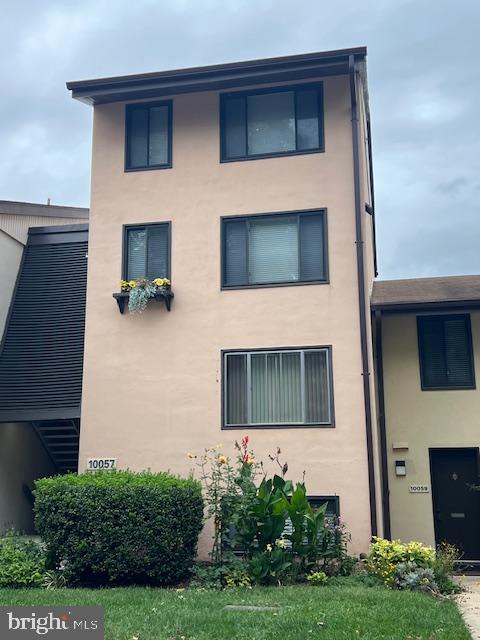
xmin=430 ymin=448 xmax=480 ymax=560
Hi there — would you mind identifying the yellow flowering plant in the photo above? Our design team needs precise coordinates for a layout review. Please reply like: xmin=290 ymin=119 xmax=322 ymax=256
xmin=120 ymin=277 xmax=171 ymax=292
xmin=367 ymin=537 xmax=435 ymax=586
xmin=119 ymin=277 xmax=171 ymax=313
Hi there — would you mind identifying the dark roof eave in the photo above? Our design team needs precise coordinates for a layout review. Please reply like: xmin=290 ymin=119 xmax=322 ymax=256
xmin=372 ymin=299 xmax=480 ymax=313
xmin=67 ymin=47 xmax=367 ymax=105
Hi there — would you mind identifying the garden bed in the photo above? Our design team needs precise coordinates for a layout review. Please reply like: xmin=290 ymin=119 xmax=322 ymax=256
xmin=0 ymin=580 xmax=470 ymax=640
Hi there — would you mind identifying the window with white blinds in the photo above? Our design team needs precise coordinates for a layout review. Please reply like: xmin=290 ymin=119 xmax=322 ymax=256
xmin=417 ymin=314 xmax=475 ymax=390
xmin=224 ymin=348 xmax=333 ymax=427
xmin=222 ymin=211 xmax=327 ymax=288
xmin=124 ymin=223 xmax=170 ymax=281
xmin=125 ymin=101 xmax=172 ymax=170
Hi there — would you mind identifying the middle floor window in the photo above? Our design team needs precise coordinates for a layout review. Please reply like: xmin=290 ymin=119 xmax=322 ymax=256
xmin=222 ymin=210 xmax=327 ymax=288
xmin=223 ymin=347 xmax=334 ymax=428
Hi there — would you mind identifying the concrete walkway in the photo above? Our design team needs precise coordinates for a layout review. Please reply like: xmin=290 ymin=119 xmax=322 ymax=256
xmin=456 ymin=576 xmax=480 ymax=639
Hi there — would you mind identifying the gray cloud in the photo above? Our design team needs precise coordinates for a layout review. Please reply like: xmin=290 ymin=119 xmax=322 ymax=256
xmin=1 ymin=0 xmax=479 ymax=278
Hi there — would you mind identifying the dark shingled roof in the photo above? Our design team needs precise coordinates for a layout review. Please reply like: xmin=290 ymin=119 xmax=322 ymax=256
xmin=0 ymin=200 xmax=88 ymax=219
xmin=0 ymin=224 xmax=88 ymax=422
xmin=371 ymin=275 xmax=480 ymax=311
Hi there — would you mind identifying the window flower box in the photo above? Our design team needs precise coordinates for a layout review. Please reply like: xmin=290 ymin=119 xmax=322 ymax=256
xmin=112 ymin=278 xmax=174 ymax=314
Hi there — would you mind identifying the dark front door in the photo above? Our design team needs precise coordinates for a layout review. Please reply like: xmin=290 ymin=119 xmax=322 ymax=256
xmin=430 ymin=448 xmax=480 ymax=560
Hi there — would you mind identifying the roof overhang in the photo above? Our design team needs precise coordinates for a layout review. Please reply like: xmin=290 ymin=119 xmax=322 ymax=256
xmin=372 ymin=300 xmax=480 ymax=314
xmin=67 ymin=47 xmax=367 ymax=105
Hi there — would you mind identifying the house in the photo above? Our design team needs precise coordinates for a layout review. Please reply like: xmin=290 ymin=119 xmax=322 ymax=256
xmin=0 ymin=218 xmax=88 ymax=533
xmin=66 ymin=46 xmax=383 ymax=556
xmin=372 ymin=276 xmax=480 ymax=562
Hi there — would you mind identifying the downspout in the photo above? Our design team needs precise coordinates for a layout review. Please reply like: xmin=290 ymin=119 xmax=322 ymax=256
xmin=374 ymin=310 xmax=391 ymax=538
xmin=349 ymin=54 xmax=378 ymax=537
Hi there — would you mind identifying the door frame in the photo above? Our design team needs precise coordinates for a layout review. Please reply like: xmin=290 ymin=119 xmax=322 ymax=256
xmin=429 ymin=447 xmax=480 ymax=560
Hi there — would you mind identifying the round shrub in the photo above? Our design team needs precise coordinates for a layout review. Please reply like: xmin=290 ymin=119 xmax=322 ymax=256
xmin=0 ymin=535 xmax=46 ymax=588
xmin=34 ymin=470 xmax=204 ymax=586
xmin=367 ymin=537 xmax=435 ymax=586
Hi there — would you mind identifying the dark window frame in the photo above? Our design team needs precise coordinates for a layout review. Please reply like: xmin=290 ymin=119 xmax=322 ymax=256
xmin=221 ymin=209 xmax=329 ymax=290
xmin=219 ymin=82 xmax=325 ymax=163
xmin=221 ymin=345 xmax=335 ymax=430
xmin=122 ymin=221 xmax=172 ymax=281
xmin=417 ymin=313 xmax=476 ymax=391
xmin=125 ymin=100 xmax=173 ymax=172
xmin=308 ymin=495 xmax=340 ymax=517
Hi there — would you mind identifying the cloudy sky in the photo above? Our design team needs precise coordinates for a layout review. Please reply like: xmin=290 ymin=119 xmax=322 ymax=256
xmin=1 ymin=0 xmax=478 ymax=279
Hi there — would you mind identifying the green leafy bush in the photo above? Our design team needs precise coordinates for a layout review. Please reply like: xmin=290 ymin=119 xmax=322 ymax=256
xmin=34 ymin=470 xmax=203 ymax=586
xmin=190 ymin=560 xmax=251 ymax=589
xmin=367 ymin=537 xmax=435 ymax=586
xmin=307 ymin=570 xmax=328 ymax=585
xmin=434 ymin=542 xmax=462 ymax=594
xmin=0 ymin=534 xmax=45 ymax=588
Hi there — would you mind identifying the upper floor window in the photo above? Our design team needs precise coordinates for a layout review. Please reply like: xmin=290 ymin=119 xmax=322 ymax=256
xmin=223 ymin=347 xmax=334 ymax=428
xmin=220 ymin=84 xmax=324 ymax=162
xmin=124 ymin=223 xmax=170 ymax=280
xmin=417 ymin=314 xmax=475 ymax=390
xmin=222 ymin=210 xmax=327 ymax=288
xmin=125 ymin=101 xmax=172 ymax=170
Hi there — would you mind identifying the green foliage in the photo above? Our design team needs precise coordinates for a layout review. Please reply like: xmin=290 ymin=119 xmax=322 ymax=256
xmin=248 ymin=547 xmax=292 ymax=585
xmin=34 ymin=470 xmax=203 ymax=586
xmin=434 ymin=542 xmax=462 ymax=594
xmin=128 ymin=280 xmax=157 ymax=313
xmin=42 ymin=569 xmax=67 ymax=590
xmin=0 ymin=534 xmax=45 ymax=588
xmin=190 ymin=559 xmax=251 ymax=589
xmin=307 ymin=570 xmax=328 ymax=585
xmin=393 ymin=561 xmax=438 ymax=593
xmin=367 ymin=537 xmax=435 ymax=586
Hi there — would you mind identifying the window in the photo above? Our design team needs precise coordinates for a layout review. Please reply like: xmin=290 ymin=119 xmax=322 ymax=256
xmin=125 ymin=101 xmax=172 ymax=170
xmin=123 ymin=223 xmax=170 ymax=281
xmin=223 ymin=347 xmax=334 ymax=428
xmin=308 ymin=496 xmax=340 ymax=518
xmin=417 ymin=314 xmax=475 ymax=390
xmin=220 ymin=84 xmax=324 ymax=161
xmin=222 ymin=210 xmax=327 ymax=288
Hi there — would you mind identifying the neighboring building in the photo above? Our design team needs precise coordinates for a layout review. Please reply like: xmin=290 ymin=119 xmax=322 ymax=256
xmin=67 ymin=47 xmax=383 ymax=556
xmin=0 ymin=200 xmax=88 ymax=335
xmin=0 ymin=221 xmax=88 ymax=533
xmin=373 ymin=276 xmax=480 ymax=561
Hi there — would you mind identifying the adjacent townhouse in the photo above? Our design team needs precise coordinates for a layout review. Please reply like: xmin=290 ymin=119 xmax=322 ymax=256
xmin=372 ymin=276 xmax=480 ymax=562
xmin=66 ymin=47 xmax=383 ymax=556
xmin=0 ymin=201 xmax=88 ymax=532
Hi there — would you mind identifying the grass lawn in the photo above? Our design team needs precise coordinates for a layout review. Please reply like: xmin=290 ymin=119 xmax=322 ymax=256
xmin=0 ymin=581 xmax=469 ymax=640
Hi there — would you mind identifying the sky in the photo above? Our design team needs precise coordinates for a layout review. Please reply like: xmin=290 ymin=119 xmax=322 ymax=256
xmin=1 ymin=0 xmax=479 ymax=279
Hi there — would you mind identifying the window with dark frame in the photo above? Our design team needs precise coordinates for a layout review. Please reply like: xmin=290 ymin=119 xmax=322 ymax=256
xmin=125 ymin=101 xmax=172 ymax=170
xmin=417 ymin=314 xmax=475 ymax=390
xmin=224 ymin=347 xmax=333 ymax=428
xmin=124 ymin=223 xmax=170 ymax=281
xmin=221 ymin=83 xmax=324 ymax=161
xmin=222 ymin=210 xmax=327 ymax=288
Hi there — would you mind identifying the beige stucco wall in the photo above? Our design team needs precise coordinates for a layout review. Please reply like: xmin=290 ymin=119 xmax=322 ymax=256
xmin=382 ymin=311 xmax=480 ymax=546
xmin=0 ymin=232 xmax=23 ymax=337
xmin=0 ymin=423 xmax=56 ymax=533
xmin=80 ymin=74 xmax=378 ymax=557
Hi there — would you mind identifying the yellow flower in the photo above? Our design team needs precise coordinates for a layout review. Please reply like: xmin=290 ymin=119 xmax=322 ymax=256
xmin=218 ymin=455 xmax=228 ymax=465
xmin=247 ymin=458 xmax=255 ymax=465
xmin=128 ymin=280 xmax=137 ymax=288
xmin=266 ymin=543 xmax=273 ymax=552
xmin=276 ymin=538 xmax=286 ymax=548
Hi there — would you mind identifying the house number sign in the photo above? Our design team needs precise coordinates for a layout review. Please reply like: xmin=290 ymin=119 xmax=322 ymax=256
xmin=409 ymin=484 xmax=430 ymax=493
xmin=87 ymin=458 xmax=117 ymax=471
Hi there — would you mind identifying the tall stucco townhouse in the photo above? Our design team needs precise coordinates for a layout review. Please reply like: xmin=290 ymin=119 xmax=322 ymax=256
xmin=65 ymin=47 xmax=383 ymax=556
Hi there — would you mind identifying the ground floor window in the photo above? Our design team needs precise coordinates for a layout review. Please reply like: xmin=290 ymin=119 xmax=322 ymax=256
xmin=223 ymin=347 xmax=334 ymax=428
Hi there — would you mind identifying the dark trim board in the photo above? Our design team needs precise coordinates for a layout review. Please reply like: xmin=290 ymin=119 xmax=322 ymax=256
xmin=67 ymin=47 xmax=367 ymax=105
xmin=220 ymin=345 xmax=335 ymax=430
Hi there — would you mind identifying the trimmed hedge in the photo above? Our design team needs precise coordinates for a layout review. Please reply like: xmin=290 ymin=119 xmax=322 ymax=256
xmin=34 ymin=470 xmax=204 ymax=586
